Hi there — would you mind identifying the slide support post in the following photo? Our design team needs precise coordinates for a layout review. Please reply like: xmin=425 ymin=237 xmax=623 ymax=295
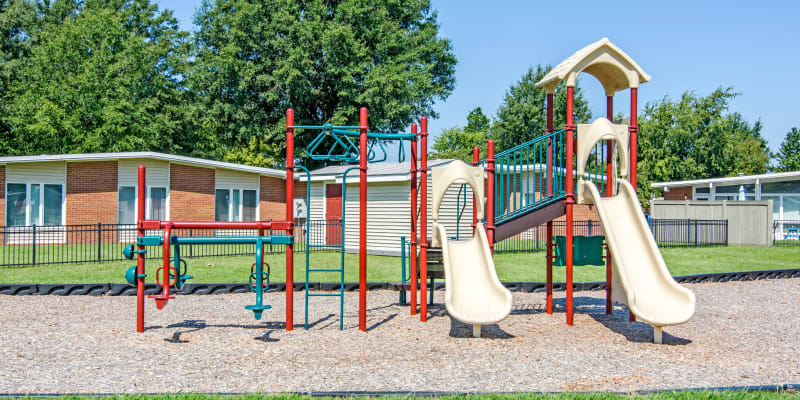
xmin=409 ymin=124 xmax=418 ymax=315
xmin=285 ymin=108 xmax=295 ymax=331
xmin=419 ymin=117 xmax=429 ymax=322
xmin=565 ymin=86 xmax=575 ymax=326
xmin=136 ymin=166 xmax=146 ymax=332
xmin=359 ymin=107 xmax=368 ymax=331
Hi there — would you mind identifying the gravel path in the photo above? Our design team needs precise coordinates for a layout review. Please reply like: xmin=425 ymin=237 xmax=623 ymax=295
xmin=1 ymin=279 xmax=798 ymax=393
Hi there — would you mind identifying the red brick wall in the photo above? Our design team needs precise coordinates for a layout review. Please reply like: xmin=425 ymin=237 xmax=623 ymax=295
xmin=169 ymin=164 xmax=215 ymax=221
xmin=66 ymin=161 xmax=118 ymax=225
xmin=664 ymin=186 xmax=692 ymax=200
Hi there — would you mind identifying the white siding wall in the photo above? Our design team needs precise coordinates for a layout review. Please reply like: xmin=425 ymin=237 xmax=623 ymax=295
xmin=118 ymin=159 xmax=169 ymax=187
xmin=215 ymin=168 xmax=259 ymax=190
xmin=6 ymin=162 xmax=65 ymax=184
xmin=309 ymin=182 xmax=324 ymax=220
xmin=339 ymin=176 xmax=476 ymax=255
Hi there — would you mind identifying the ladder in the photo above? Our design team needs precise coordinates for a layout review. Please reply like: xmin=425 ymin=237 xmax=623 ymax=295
xmin=303 ymin=166 xmax=355 ymax=331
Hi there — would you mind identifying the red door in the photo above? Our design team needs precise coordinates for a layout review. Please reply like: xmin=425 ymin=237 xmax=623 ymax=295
xmin=325 ymin=184 xmax=342 ymax=245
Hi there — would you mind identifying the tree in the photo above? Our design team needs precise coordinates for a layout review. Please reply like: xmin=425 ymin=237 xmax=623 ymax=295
xmin=492 ymin=65 xmax=591 ymax=151
xmin=431 ymin=107 xmax=490 ymax=161
xmin=1 ymin=0 xmax=200 ymax=156
xmin=772 ymin=127 xmax=800 ymax=172
xmin=191 ymin=0 xmax=457 ymax=168
xmin=637 ymin=87 xmax=769 ymax=205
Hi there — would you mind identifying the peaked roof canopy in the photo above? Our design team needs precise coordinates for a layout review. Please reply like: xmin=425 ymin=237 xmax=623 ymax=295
xmin=535 ymin=38 xmax=651 ymax=95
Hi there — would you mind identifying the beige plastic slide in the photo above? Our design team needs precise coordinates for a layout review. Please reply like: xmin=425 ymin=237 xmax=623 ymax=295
xmin=431 ymin=161 xmax=513 ymax=338
xmin=582 ymin=179 xmax=696 ymax=343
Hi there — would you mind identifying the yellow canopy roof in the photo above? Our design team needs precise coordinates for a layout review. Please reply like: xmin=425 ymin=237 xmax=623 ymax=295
xmin=535 ymin=38 xmax=650 ymax=95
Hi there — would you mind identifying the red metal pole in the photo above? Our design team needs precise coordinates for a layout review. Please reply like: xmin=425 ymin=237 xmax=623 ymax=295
xmin=546 ymin=93 xmax=554 ymax=197
xmin=409 ymin=124 xmax=418 ymax=315
xmin=565 ymin=86 xmax=575 ymax=326
xmin=486 ymin=140 xmax=495 ymax=255
xmin=359 ymin=107 xmax=368 ymax=331
xmin=629 ymin=88 xmax=638 ymax=323
xmin=159 ymin=223 xmax=172 ymax=309
xmin=545 ymin=92 xmax=554 ymax=314
xmin=285 ymin=108 xmax=295 ymax=331
xmin=136 ymin=165 xmax=146 ymax=332
xmin=546 ymin=220 xmax=553 ymax=314
xmin=472 ymin=147 xmax=479 ymax=235
xmin=606 ymin=95 xmax=614 ymax=315
xmin=629 ymin=88 xmax=638 ymax=192
xmin=419 ymin=117 xmax=429 ymax=322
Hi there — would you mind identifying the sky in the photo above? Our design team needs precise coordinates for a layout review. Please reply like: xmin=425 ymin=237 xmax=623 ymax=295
xmin=154 ymin=0 xmax=800 ymax=154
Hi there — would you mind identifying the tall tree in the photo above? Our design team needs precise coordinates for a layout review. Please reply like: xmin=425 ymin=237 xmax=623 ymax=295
xmin=191 ymin=0 xmax=457 ymax=168
xmin=637 ymin=87 xmax=769 ymax=205
xmin=772 ymin=127 xmax=800 ymax=172
xmin=431 ymin=107 xmax=490 ymax=161
xmin=2 ymin=0 xmax=198 ymax=156
xmin=492 ymin=65 xmax=591 ymax=151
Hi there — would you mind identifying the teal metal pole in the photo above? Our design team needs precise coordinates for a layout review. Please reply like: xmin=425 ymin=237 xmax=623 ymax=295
xmin=341 ymin=166 xmax=359 ymax=330
xmin=400 ymin=236 xmax=406 ymax=305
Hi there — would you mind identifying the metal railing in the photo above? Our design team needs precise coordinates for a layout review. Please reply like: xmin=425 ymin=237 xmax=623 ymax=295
xmin=0 ymin=219 xmax=340 ymax=268
xmin=479 ymin=130 xmax=567 ymax=225
xmin=773 ymin=220 xmax=800 ymax=246
xmin=493 ymin=218 xmax=728 ymax=253
xmin=648 ymin=219 xmax=728 ymax=248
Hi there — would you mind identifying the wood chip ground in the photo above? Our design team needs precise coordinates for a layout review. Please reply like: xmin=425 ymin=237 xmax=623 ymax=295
xmin=1 ymin=279 xmax=798 ymax=393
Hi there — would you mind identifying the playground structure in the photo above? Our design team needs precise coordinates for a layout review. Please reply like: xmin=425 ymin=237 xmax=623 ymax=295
xmin=413 ymin=38 xmax=695 ymax=343
xmin=123 ymin=38 xmax=694 ymax=342
xmin=125 ymin=108 xmax=428 ymax=333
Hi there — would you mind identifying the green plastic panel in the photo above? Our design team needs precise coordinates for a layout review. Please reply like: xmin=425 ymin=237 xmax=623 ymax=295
xmin=553 ymin=235 xmax=605 ymax=266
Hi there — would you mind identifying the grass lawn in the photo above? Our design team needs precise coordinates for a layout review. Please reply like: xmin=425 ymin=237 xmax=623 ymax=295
xmin=1 ymin=245 xmax=798 ymax=285
xmin=2 ymin=391 xmax=797 ymax=399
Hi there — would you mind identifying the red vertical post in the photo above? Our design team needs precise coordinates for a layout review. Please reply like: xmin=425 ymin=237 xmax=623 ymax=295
xmin=486 ymin=140 xmax=495 ymax=255
xmin=545 ymin=92 xmax=554 ymax=314
xmin=409 ymin=124 xmax=418 ymax=315
xmin=419 ymin=117 xmax=429 ymax=322
xmin=285 ymin=109 xmax=295 ymax=331
xmin=565 ymin=86 xmax=575 ymax=326
xmin=359 ymin=107 xmax=368 ymax=331
xmin=472 ymin=147 xmax=479 ymax=235
xmin=605 ymin=95 xmax=614 ymax=315
xmin=629 ymin=88 xmax=638 ymax=323
xmin=159 ymin=223 xmax=172 ymax=309
xmin=136 ymin=165 xmax=146 ymax=332
xmin=546 ymin=93 xmax=554 ymax=197
xmin=546 ymin=221 xmax=553 ymax=314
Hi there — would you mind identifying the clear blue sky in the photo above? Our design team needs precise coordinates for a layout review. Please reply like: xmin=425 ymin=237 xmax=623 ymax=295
xmin=155 ymin=0 xmax=800 ymax=154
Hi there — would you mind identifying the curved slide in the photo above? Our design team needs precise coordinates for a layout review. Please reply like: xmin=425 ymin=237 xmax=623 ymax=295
xmin=434 ymin=223 xmax=513 ymax=337
xmin=431 ymin=160 xmax=512 ymax=338
xmin=582 ymin=179 xmax=695 ymax=342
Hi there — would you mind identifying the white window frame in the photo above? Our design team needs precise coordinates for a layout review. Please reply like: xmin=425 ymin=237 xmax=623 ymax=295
xmin=216 ymin=188 xmax=259 ymax=222
xmin=5 ymin=182 xmax=66 ymax=226
xmin=117 ymin=185 xmax=138 ymax=225
xmin=144 ymin=186 xmax=169 ymax=220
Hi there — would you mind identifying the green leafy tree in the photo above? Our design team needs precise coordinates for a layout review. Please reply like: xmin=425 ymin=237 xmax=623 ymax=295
xmin=191 ymin=0 xmax=457 ymax=168
xmin=492 ymin=65 xmax=591 ymax=151
xmin=431 ymin=107 xmax=491 ymax=161
xmin=637 ymin=87 xmax=769 ymax=205
xmin=2 ymin=0 xmax=199 ymax=156
xmin=772 ymin=127 xmax=800 ymax=172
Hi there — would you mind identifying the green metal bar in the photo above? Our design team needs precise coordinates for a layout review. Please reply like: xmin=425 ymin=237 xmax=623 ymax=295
xmin=512 ymin=150 xmax=517 ymax=213
xmin=308 ymin=268 xmax=344 ymax=272
xmin=292 ymin=124 xmax=361 ymax=130
xmin=171 ymin=236 xmax=292 ymax=245
xmin=294 ymin=165 xmax=313 ymax=331
xmin=400 ymin=236 xmax=406 ymax=305
xmin=307 ymin=293 xmax=345 ymax=297
xmin=340 ymin=166 xmax=360 ymax=330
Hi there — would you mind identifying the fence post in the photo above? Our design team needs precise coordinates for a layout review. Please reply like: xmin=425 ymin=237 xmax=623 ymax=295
xmin=693 ymin=219 xmax=698 ymax=247
xmin=31 ymin=224 xmax=37 ymax=266
xmin=97 ymin=223 xmax=102 ymax=263
xmin=686 ymin=218 xmax=690 ymax=245
xmin=189 ymin=228 xmax=193 ymax=257
xmin=270 ymin=219 xmax=274 ymax=253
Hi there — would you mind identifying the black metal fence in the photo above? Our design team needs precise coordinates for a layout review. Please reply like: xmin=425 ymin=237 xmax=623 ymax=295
xmin=0 ymin=219 xmax=340 ymax=268
xmin=773 ymin=220 xmax=800 ymax=246
xmin=494 ymin=218 xmax=728 ymax=253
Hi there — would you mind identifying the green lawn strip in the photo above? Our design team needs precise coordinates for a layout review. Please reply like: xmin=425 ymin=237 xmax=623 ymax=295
xmin=1 ymin=246 xmax=799 ymax=284
xmin=3 ymin=390 xmax=798 ymax=400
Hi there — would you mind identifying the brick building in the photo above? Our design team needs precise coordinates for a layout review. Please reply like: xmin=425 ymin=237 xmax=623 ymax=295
xmin=0 ymin=152 xmax=297 ymax=233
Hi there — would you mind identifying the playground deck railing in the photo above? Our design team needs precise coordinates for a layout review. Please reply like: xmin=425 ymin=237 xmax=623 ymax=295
xmin=0 ymin=219 xmax=341 ymax=268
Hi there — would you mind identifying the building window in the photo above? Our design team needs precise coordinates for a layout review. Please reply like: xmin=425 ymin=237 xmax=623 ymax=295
xmin=5 ymin=183 xmax=64 ymax=226
xmin=118 ymin=187 xmax=136 ymax=224
xmin=148 ymin=187 xmax=167 ymax=220
xmin=215 ymin=188 xmax=257 ymax=221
